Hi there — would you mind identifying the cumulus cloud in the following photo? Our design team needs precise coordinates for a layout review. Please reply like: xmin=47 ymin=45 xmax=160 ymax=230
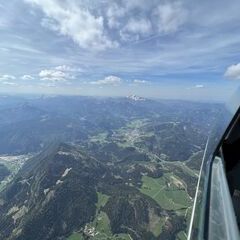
xmin=90 ymin=75 xmax=122 ymax=85
xmin=153 ymin=2 xmax=188 ymax=34
xmin=21 ymin=74 xmax=34 ymax=80
xmin=39 ymin=65 xmax=80 ymax=82
xmin=108 ymin=1 xmax=187 ymax=42
xmin=224 ymin=63 xmax=240 ymax=80
xmin=39 ymin=69 xmax=68 ymax=82
xmin=24 ymin=0 xmax=118 ymax=50
xmin=24 ymin=0 xmax=189 ymax=49
xmin=0 ymin=74 xmax=16 ymax=81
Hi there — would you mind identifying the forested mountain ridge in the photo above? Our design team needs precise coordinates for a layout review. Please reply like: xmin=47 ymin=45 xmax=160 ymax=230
xmin=0 ymin=96 xmax=224 ymax=239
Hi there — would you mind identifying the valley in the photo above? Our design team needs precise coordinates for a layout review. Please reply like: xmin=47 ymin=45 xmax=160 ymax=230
xmin=0 ymin=96 xmax=223 ymax=240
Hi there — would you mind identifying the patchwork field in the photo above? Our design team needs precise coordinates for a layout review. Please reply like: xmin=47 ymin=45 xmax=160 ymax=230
xmin=140 ymin=174 xmax=192 ymax=211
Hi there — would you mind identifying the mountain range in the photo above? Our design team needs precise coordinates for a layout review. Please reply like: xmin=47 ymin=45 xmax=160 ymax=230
xmin=0 ymin=95 xmax=224 ymax=240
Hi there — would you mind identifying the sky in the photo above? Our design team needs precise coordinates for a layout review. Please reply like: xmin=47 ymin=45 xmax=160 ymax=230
xmin=0 ymin=0 xmax=240 ymax=101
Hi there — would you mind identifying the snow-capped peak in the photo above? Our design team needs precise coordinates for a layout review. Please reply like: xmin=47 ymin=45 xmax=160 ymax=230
xmin=127 ymin=95 xmax=146 ymax=101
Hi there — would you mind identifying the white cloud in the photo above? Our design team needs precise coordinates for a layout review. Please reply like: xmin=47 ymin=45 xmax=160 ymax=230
xmin=106 ymin=1 xmax=187 ymax=42
xmin=21 ymin=74 xmax=34 ymax=80
xmin=55 ymin=65 xmax=83 ymax=73
xmin=40 ymin=17 xmax=58 ymax=31
xmin=107 ymin=3 xmax=126 ymax=29
xmin=195 ymin=84 xmax=204 ymax=88
xmin=39 ymin=69 xmax=68 ymax=82
xmin=133 ymin=79 xmax=148 ymax=84
xmin=224 ymin=63 xmax=240 ymax=80
xmin=0 ymin=74 xmax=16 ymax=81
xmin=24 ymin=0 xmax=118 ymax=50
xmin=1 ymin=81 xmax=18 ymax=86
xmin=39 ymin=65 xmax=80 ymax=82
xmin=187 ymin=84 xmax=205 ymax=90
xmin=25 ymin=0 xmax=189 ymax=48
xmin=153 ymin=2 xmax=187 ymax=34
xmin=125 ymin=18 xmax=152 ymax=35
xmin=120 ymin=18 xmax=152 ymax=41
xmin=90 ymin=75 xmax=122 ymax=85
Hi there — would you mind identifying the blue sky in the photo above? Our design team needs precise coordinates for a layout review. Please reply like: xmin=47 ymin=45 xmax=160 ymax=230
xmin=0 ymin=0 xmax=240 ymax=101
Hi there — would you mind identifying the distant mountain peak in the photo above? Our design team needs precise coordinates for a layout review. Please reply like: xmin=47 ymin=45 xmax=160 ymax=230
xmin=127 ymin=95 xmax=146 ymax=101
